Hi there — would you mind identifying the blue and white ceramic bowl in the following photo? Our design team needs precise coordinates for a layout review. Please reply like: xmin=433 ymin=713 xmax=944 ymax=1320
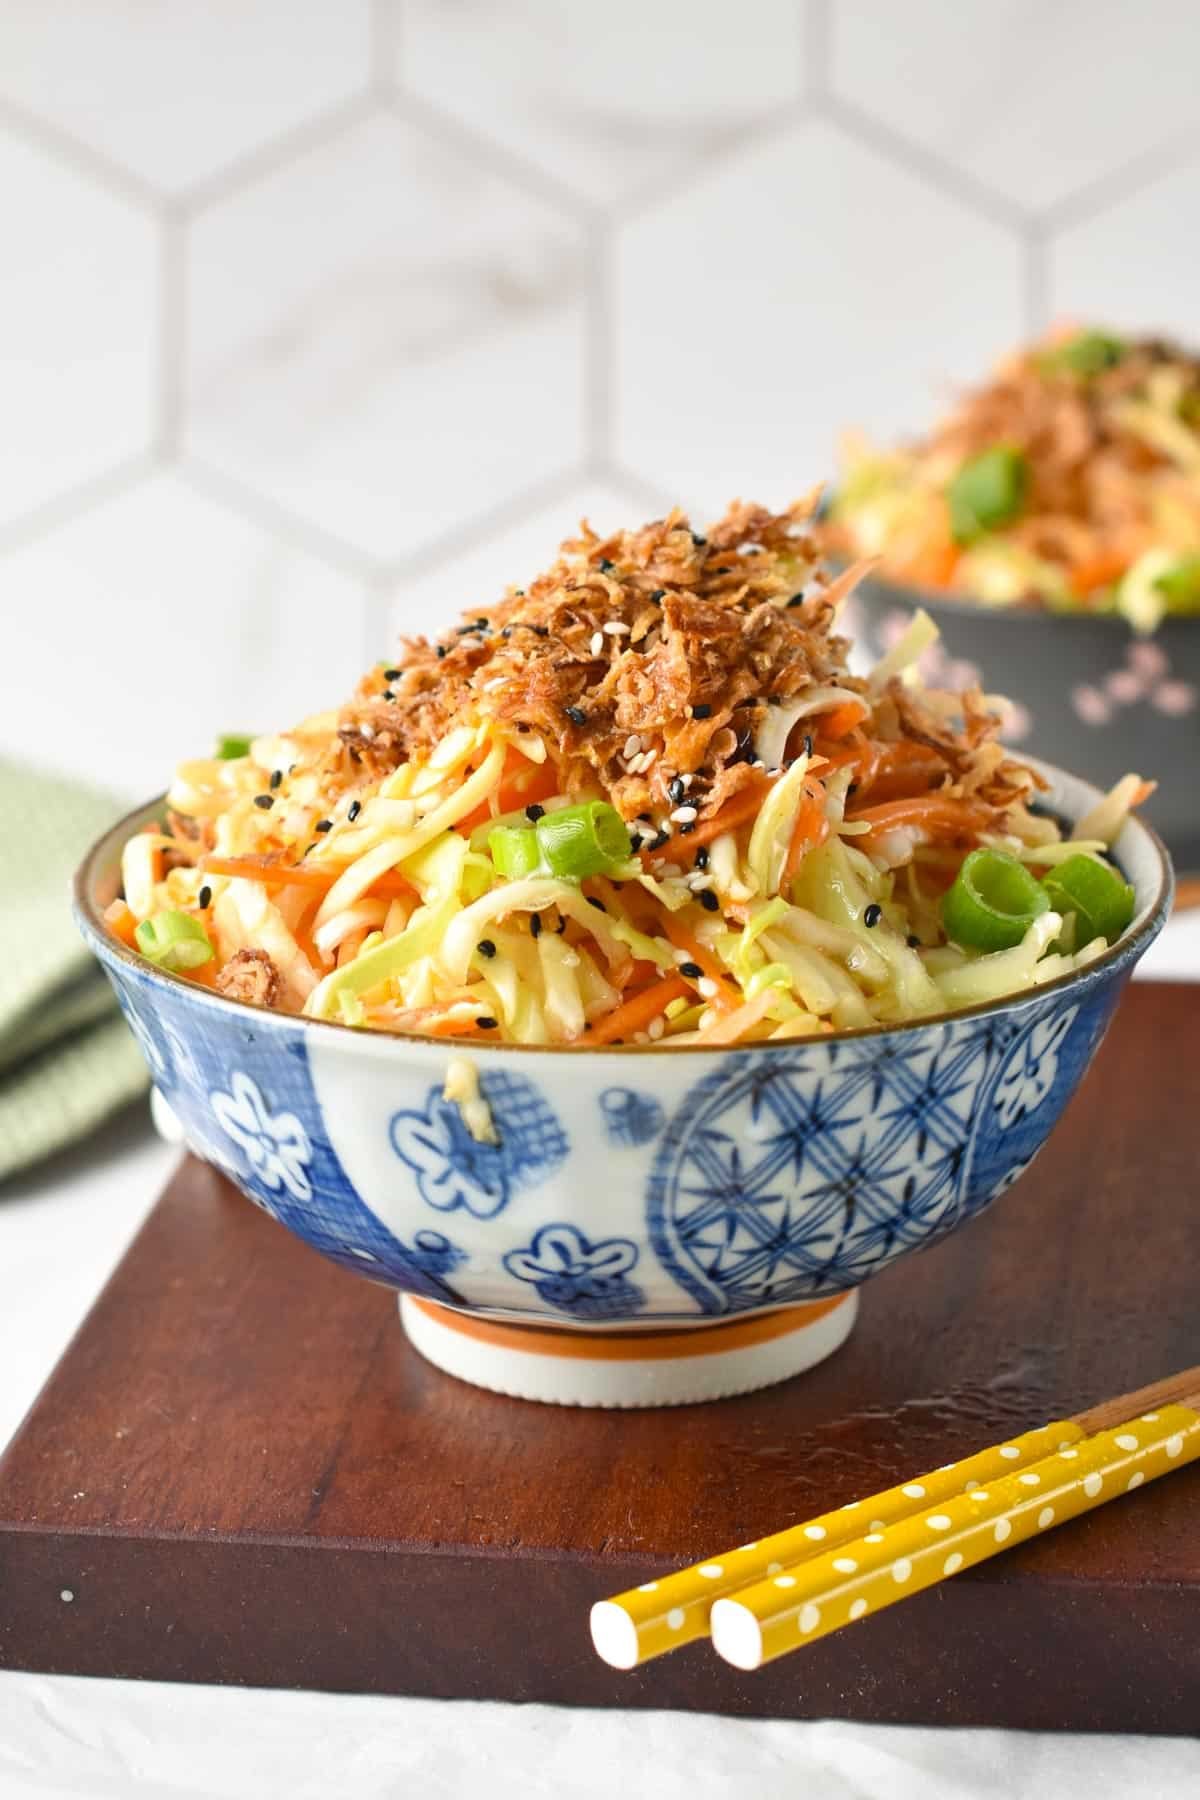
xmin=75 ymin=761 xmax=1170 ymax=1403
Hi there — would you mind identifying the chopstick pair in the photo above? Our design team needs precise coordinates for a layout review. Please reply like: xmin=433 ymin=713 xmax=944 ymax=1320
xmin=590 ymin=1365 xmax=1200 ymax=1673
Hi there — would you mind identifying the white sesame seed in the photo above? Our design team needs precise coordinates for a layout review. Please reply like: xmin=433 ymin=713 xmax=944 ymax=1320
xmin=647 ymin=1016 xmax=665 ymax=1040
xmin=679 ymin=773 xmax=694 ymax=788
xmin=589 ymin=631 xmax=604 ymax=656
xmin=639 ymin=748 xmax=658 ymax=770
xmin=656 ymin=862 xmax=683 ymax=878
xmin=358 ymin=723 xmax=375 ymax=740
xmin=482 ymin=676 xmax=506 ymax=690
xmin=623 ymin=735 xmax=643 ymax=759
xmin=698 ymin=1009 xmax=715 ymax=1030
xmin=603 ymin=620 xmax=630 ymax=635
xmin=685 ymin=872 xmax=711 ymax=892
xmin=672 ymin=947 xmax=691 ymax=965
xmin=670 ymin=805 xmax=699 ymax=824
xmin=698 ymin=977 xmax=719 ymax=999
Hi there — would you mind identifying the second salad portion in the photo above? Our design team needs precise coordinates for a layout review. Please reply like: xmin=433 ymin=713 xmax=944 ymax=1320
xmin=826 ymin=327 xmax=1200 ymax=629
xmin=107 ymin=498 xmax=1148 ymax=1046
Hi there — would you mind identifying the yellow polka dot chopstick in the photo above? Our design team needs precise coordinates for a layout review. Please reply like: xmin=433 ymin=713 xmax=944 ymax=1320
xmin=589 ymin=1367 xmax=1200 ymax=1673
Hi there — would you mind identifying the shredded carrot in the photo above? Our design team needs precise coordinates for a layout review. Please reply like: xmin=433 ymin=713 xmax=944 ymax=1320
xmin=458 ymin=752 xmax=561 ymax=832
xmin=201 ymin=855 xmax=418 ymax=903
xmin=694 ymin=990 xmax=775 ymax=1044
xmin=585 ymin=974 xmax=690 ymax=1045
xmin=864 ymin=740 xmax=948 ymax=803
xmin=783 ymin=784 xmax=830 ymax=882
xmin=103 ymin=899 xmax=139 ymax=948
xmin=644 ymin=778 xmax=769 ymax=861
xmin=658 ymin=916 xmax=739 ymax=1013
xmin=820 ymin=700 xmax=869 ymax=741
xmin=844 ymin=795 xmax=994 ymax=843
xmin=1069 ymin=548 xmax=1130 ymax=599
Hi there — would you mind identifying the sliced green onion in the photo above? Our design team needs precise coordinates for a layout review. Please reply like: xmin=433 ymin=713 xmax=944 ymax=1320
xmin=1037 ymin=330 xmax=1126 ymax=379
xmin=947 ymin=446 xmax=1028 ymax=544
xmin=488 ymin=825 xmax=548 ymax=881
xmin=1153 ymin=554 xmax=1200 ymax=614
xmin=535 ymin=802 xmax=631 ymax=879
xmin=488 ymin=802 xmax=632 ymax=883
xmin=941 ymin=849 xmax=1050 ymax=952
xmin=1040 ymin=853 xmax=1134 ymax=946
xmin=216 ymin=733 xmax=254 ymax=760
xmin=135 ymin=909 xmax=215 ymax=972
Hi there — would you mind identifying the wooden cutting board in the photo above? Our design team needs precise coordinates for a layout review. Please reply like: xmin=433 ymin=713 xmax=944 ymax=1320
xmin=1 ymin=983 xmax=1197 ymax=1732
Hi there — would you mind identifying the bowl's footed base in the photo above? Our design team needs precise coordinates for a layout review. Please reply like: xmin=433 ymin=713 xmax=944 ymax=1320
xmin=398 ymin=1290 xmax=859 ymax=1408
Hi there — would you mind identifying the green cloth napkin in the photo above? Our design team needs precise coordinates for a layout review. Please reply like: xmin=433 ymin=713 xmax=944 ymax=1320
xmin=0 ymin=760 xmax=149 ymax=1182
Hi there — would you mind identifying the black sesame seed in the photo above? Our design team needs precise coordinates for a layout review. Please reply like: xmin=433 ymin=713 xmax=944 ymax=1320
xmin=694 ymin=846 xmax=709 ymax=870
xmin=680 ymin=961 xmax=704 ymax=980
xmin=863 ymin=903 xmax=883 ymax=928
xmin=907 ymin=933 xmax=922 ymax=949
xmin=269 ymin=768 xmax=283 ymax=790
xmin=253 ymin=794 xmax=274 ymax=810
xmin=787 ymin=593 xmax=806 ymax=608
xmin=649 ymin=589 xmax=665 ymax=603
xmin=667 ymin=775 xmax=685 ymax=804
xmin=637 ymin=812 xmax=652 ymax=822
xmin=381 ymin=689 xmax=394 ymax=702
xmin=712 ymin=565 xmax=731 ymax=574
xmin=693 ymin=703 xmax=712 ymax=720
xmin=555 ymin=914 xmax=567 ymax=933
xmin=564 ymin=705 xmax=588 ymax=727
xmin=802 ymin=734 xmax=814 ymax=757
xmin=477 ymin=939 xmax=497 ymax=959
xmin=847 ymin=781 xmax=859 ymax=797
xmin=501 ymin=626 xmax=512 ymax=639
xmin=530 ymin=913 xmax=543 ymax=939
xmin=197 ymin=885 xmax=212 ymax=910
xmin=691 ymin=532 xmax=707 ymax=547
xmin=314 ymin=819 xmax=333 ymax=833
xmin=678 ymin=820 xmax=696 ymax=835
xmin=649 ymin=829 xmax=671 ymax=851
xmin=476 ymin=1016 xmax=498 ymax=1030
xmin=525 ymin=803 xmax=546 ymax=822
xmin=586 ymin=896 xmax=606 ymax=912
xmin=348 ymin=799 xmax=361 ymax=822
xmin=699 ymin=889 xmax=720 ymax=912
xmin=383 ymin=667 xmax=401 ymax=680
xmin=598 ymin=558 xmax=615 ymax=573
xmin=533 ymin=624 xmax=549 ymax=637
xmin=436 ymin=645 xmax=446 ymax=659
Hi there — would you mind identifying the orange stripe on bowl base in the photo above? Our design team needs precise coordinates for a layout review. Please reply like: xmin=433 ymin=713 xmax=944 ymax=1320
xmin=405 ymin=1293 xmax=851 ymax=1362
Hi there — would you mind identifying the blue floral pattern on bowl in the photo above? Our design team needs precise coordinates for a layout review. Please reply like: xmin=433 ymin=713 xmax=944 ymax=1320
xmin=504 ymin=1223 xmax=644 ymax=1320
xmin=75 ymin=765 xmax=1170 ymax=1330
xmin=390 ymin=1072 xmax=568 ymax=1219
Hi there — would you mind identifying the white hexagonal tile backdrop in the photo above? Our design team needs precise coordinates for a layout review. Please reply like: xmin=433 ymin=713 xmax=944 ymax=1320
xmin=1 ymin=0 xmax=1197 ymax=793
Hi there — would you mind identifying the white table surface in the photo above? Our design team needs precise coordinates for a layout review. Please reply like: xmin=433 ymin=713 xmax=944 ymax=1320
xmin=2 ymin=922 xmax=1199 ymax=1799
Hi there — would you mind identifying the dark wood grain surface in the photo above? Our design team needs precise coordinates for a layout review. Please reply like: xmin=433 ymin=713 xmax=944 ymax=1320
xmin=1 ymin=982 xmax=1197 ymax=1729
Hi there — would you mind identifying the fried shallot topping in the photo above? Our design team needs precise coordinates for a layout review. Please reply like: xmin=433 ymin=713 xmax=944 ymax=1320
xmin=337 ymin=498 xmax=875 ymax=823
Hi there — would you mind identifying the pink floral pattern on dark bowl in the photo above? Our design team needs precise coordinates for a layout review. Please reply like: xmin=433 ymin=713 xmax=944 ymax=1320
xmin=847 ymin=577 xmax=1200 ymax=874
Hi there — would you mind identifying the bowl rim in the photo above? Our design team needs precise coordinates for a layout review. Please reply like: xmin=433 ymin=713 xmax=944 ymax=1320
xmin=73 ymin=770 xmax=1175 ymax=1060
xmin=852 ymin=566 xmax=1200 ymax=633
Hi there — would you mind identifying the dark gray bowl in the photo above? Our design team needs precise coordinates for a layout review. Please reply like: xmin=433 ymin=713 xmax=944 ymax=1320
xmin=848 ymin=574 xmax=1200 ymax=873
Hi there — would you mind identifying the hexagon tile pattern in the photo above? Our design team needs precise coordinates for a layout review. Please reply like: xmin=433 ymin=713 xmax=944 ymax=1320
xmin=830 ymin=0 xmax=1200 ymax=214
xmin=0 ymin=1 xmax=372 ymax=196
xmin=401 ymin=0 xmax=804 ymax=208
xmin=0 ymin=126 xmax=155 ymax=529
xmin=183 ymin=114 xmax=589 ymax=564
xmin=615 ymin=119 xmax=1025 ymax=519
xmin=1051 ymin=161 xmax=1200 ymax=345
xmin=0 ymin=472 xmax=369 ymax=794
